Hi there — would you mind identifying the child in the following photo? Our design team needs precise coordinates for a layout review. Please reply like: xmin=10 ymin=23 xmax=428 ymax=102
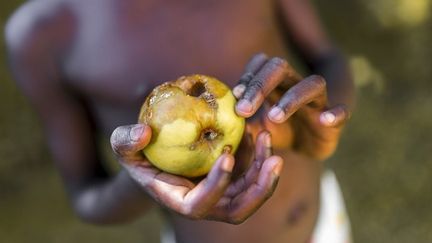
xmin=5 ymin=0 xmax=353 ymax=242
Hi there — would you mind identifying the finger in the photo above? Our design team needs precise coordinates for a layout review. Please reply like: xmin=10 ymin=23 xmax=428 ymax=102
xmin=268 ymin=75 xmax=327 ymax=123
xmin=236 ymin=57 xmax=290 ymax=117
xmin=233 ymin=53 xmax=268 ymax=98
xmin=181 ymin=154 xmax=234 ymax=218
xmin=255 ymin=131 xmax=272 ymax=162
xmin=320 ymin=104 xmax=350 ymax=127
xmin=244 ymin=130 xmax=273 ymax=184
xmin=224 ymin=156 xmax=283 ymax=224
xmin=225 ymin=131 xmax=272 ymax=197
xmin=244 ymin=53 xmax=270 ymax=74
xmin=110 ymin=124 xmax=152 ymax=159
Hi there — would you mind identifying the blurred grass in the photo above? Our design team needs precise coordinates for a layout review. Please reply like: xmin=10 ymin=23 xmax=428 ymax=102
xmin=315 ymin=0 xmax=432 ymax=242
xmin=1 ymin=0 xmax=432 ymax=242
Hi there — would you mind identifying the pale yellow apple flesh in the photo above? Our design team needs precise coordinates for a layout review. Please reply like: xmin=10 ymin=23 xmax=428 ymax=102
xmin=138 ymin=75 xmax=245 ymax=177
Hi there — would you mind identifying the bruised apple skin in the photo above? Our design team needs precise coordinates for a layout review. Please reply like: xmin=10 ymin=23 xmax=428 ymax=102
xmin=138 ymin=75 xmax=245 ymax=177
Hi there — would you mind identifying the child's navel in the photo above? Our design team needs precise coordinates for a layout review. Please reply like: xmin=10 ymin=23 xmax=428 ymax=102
xmin=287 ymin=201 xmax=308 ymax=225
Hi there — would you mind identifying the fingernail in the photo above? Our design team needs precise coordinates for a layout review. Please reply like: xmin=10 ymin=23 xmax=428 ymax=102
xmin=273 ymin=159 xmax=283 ymax=176
xmin=269 ymin=107 xmax=285 ymax=122
xmin=320 ymin=112 xmax=335 ymax=124
xmin=221 ymin=156 xmax=234 ymax=172
xmin=233 ymin=84 xmax=246 ymax=98
xmin=130 ymin=125 xmax=144 ymax=142
xmin=237 ymin=99 xmax=253 ymax=114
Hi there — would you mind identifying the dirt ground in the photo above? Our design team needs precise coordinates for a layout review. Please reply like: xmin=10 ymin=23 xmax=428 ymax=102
xmin=1 ymin=1 xmax=431 ymax=242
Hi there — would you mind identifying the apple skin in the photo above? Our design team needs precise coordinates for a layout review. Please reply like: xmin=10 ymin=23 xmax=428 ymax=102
xmin=138 ymin=75 xmax=245 ymax=177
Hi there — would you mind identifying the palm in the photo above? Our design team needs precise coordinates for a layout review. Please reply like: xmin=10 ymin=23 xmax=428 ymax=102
xmin=290 ymin=106 xmax=342 ymax=160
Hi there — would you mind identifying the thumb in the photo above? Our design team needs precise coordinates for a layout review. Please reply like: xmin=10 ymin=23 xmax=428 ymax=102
xmin=110 ymin=124 xmax=152 ymax=158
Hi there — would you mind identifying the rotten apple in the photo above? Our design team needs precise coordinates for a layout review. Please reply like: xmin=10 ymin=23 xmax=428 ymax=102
xmin=139 ymin=74 xmax=245 ymax=177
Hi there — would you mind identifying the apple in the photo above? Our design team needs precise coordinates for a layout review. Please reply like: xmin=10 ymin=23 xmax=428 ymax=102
xmin=138 ymin=74 xmax=245 ymax=177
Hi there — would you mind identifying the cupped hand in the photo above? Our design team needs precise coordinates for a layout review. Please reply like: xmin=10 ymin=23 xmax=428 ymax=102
xmin=233 ymin=53 xmax=351 ymax=160
xmin=110 ymin=124 xmax=283 ymax=224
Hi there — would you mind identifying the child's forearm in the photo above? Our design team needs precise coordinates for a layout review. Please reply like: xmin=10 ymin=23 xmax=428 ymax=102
xmin=69 ymin=169 xmax=153 ymax=225
xmin=306 ymin=47 xmax=355 ymax=108
xmin=277 ymin=0 xmax=354 ymax=108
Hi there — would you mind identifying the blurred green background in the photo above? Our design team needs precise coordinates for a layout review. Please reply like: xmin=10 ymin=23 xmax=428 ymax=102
xmin=1 ymin=0 xmax=431 ymax=242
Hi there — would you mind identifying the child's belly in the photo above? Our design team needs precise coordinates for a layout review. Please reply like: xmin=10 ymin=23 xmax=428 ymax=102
xmin=166 ymin=151 xmax=322 ymax=243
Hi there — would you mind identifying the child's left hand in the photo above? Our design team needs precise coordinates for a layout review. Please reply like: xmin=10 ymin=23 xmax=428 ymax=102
xmin=234 ymin=53 xmax=351 ymax=160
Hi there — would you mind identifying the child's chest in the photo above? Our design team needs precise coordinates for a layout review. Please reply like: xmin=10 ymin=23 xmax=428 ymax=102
xmin=63 ymin=0 xmax=286 ymax=102
xmin=62 ymin=0 xmax=288 ymax=133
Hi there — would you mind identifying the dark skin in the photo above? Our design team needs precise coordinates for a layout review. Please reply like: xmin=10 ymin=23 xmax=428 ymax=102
xmin=6 ymin=0 xmax=353 ymax=242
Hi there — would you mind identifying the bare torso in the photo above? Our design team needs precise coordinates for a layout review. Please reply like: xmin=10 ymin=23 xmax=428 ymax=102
xmin=11 ymin=0 xmax=323 ymax=242
xmin=64 ymin=0 xmax=291 ymax=133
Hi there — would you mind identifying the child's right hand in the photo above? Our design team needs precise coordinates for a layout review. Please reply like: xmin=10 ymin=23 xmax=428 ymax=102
xmin=110 ymin=124 xmax=283 ymax=224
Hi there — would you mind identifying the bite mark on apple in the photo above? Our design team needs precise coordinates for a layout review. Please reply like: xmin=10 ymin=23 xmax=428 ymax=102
xmin=189 ymin=82 xmax=206 ymax=97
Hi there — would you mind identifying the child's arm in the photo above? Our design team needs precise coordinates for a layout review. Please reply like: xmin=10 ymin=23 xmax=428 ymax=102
xmin=233 ymin=0 xmax=354 ymax=160
xmin=278 ymin=0 xmax=355 ymax=107
xmin=5 ymin=2 xmax=153 ymax=224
